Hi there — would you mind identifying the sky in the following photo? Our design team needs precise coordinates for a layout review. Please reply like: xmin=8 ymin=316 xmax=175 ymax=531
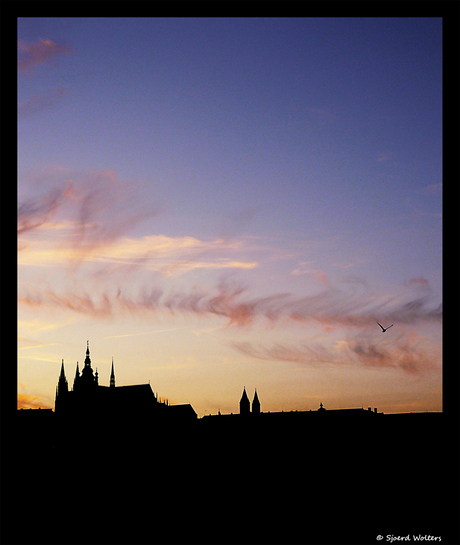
xmin=17 ymin=17 xmax=442 ymax=415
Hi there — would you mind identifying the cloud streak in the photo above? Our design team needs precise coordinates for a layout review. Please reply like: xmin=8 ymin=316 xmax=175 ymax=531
xmin=18 ymin=183 xmax=72 ymax=235
xmin=19 ymin=228 xmax=258 ymax=276
xmin=18 ymin=169 xmax=161 ymax=255
xmin=18 ymin=168 xmax=259 ymax=277
xmin=18 ymin=277 xmax=442 ymax=330
xmin=18 ymin=38 xmax=72 ymax=72
xmin=18 ymin=167 xmax=441 ymax=380
xmin=18 ymin=87 xmax=68 ymax=117
xmin=231 ymin=331 xmax=437 ymax=376
xmin=17 ymin=394 xmax=53 ymax=410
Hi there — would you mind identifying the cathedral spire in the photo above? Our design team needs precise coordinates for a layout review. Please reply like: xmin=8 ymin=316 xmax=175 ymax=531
xmin=110 ymin=358 xmax=115 ymax=388
xmin=58 ymin=360 xmax=68 ymax=389
xmin=73 ymin=362 xmax=80 ymax=391
xmin=80 ymin=341 xmax=96 ymax=388
xmin=252 ymin=388 xmax=260 ymax=415
xmin=55 ymin=360 xmax=68 ymax=412
xmin=240 ymin=387 xmax=250 ymax=416
xmin=84 ymin=341 xmax=91 ymax=367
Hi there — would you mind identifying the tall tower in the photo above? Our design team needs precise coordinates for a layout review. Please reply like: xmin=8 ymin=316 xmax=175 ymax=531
xmin=239 ymin=387 xmax=250 ymax=416
xmin=55 ymin=360 xmax=68 ymax=412
xmin=79 ymin=341 xmax=96 ymax=390
xmin=73 ymin=362 xmax=80 ymax=391
xmin=84 ymin=341 xmax=91 ymax=368
xmin=110 ymin=358 xmax=116 ymax=388
xmin=252 ymin=388 xmax=260 ymax=415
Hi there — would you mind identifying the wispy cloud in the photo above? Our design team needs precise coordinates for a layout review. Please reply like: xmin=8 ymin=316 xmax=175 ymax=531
xmin=18 ymin=167 xmax=259 ymax=277
xmin=18 ymin=38 xmax=72 ymax=72
xmin=17 ymin=394 xmax=53 ymax=410
xmin=158 ymin=259 xmax=257 ymax=276
xmin=18 ymin=168 xmax=441 ymax=377
xmin=18 ymin=275 xmax=441 ymax=330
xmin=104 ymin=327 xmax=187 ymax=339
xmin=18 ymin=182 xmax=73 ymax=235
xmin=18 ymin=87 xmax=67 ymax=117
xmin=346 ymin=336 xmax=429 ymax=375
xmin=291 ymin=264 xmax=330 ymax=286
xmin=231 ymin=330 xmax=438 ymax=376
xmin=19 ymin=342 xmax=57 ymax=351
xmin=19 ymin=229 xmax=258 ymax=276
xmin=18 ymin=169 xmax=161 ymax=254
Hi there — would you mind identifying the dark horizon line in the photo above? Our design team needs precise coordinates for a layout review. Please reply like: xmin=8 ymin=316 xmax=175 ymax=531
xmin=18 ymin=404 xmax=443 ymax=416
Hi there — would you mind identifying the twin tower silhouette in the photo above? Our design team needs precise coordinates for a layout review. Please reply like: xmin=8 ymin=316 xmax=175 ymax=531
xmin=239 ymin=386 xmax=260 ymax=415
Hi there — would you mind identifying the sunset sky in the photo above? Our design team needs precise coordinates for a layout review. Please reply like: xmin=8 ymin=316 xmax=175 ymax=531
xmin=18 ymin=17 xmax=442 ymax=415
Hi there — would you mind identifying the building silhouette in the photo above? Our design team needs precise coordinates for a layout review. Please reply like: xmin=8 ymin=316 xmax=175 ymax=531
xmin=252 ymin=387 xmax=260 ymax=414
xmin=239 ymin=386 xmax=250 ymax=415
xmin=54 ymin=342 xmax=197 ymax=431
xmin=11 ymin=341 xmax=450 ymax=545
xmin=202 ymin=385 xmax=383 ymax=425
xmin=53 ymin=343 xmax=393 ymax=460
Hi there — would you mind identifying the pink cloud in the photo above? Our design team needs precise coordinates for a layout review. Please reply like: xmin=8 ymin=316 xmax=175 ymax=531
xmin=18 ymin=87 xmax=67 ymax=117
xmin=18 ymin=38 xmax=72 ymax=72
xmin=232 ymin=331 xmax=437 ymax=376
xmin=291 ymin=263 xmax=330 ymax=286
xmin=18 ymin=279 xmax=442 ymax=329
xmin=18 ymin=169 xmax=160 ymax=252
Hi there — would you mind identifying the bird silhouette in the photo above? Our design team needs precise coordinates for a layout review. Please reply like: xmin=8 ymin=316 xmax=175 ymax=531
xmin=377 ymin=322 xmax=393 ymax=333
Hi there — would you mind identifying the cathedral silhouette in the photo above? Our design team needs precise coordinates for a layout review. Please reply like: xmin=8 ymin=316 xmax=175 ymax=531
xmin=12 ymin=341 xmax=449 ymax=545
xmin=54 ymin=341 xmax=196 ymax=425
xmin=54 ymin=342 xmax=385 ymax=427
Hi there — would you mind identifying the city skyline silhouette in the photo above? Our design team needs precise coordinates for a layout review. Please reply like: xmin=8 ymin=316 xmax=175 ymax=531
xmin=53 ymin=341 xmax=394 ymax=420
xmin=13 ymin=13 xmax=456 ymax=545
xmin=9 ymin=341 xmax=454 ymax=544
xmin=18 ymin=17 xmax=443 ymax=418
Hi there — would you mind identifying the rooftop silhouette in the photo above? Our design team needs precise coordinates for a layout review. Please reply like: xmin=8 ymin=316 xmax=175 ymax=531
xmin=53 ymin=342 xmax=393 ymax=435
xmin=11 ymin=342 xmax=450 ymax=545
xmin=55 ymin=342 xmax=197 ymax=423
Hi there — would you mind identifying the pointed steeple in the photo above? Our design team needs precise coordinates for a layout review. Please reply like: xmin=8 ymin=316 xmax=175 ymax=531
xmin=55 ymin=360 xmax=68 ymax=412
xmin=239 ymin=387 xmax=250 ymax=416
xmin=80 ymin=341 xmax=96 ymax=388
xmin=73 ymin=362 xmax=80 ymax=391
xmin=58 ymin=360 xmax=68 ymax=392
xmin=110 ymin=358 xmax=115 ymax=388
xmin=84 ymin=340 xmax=91 ymax=367
xmin=252 ymin=388 xmax=260 ymax=415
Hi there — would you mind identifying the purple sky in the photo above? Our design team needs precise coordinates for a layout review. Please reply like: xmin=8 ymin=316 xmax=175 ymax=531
xmin=18 ymin=18 xmax=442 ymax=415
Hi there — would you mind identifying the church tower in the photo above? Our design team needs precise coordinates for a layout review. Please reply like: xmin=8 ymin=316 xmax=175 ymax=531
xmin=110 ymin=358 xmax=116 ymax=388
xmin=79 ymin=341 xmax=97 ymax=391
xmin=73 ymin=362 xmax=80 ymax=391
xmin=240 ymin=387 xmax=250 ymax=416
xmin=252 ymin=388 xmax=260 ymax=415
xmin=55 ymin=360 xmax=68 ymax=412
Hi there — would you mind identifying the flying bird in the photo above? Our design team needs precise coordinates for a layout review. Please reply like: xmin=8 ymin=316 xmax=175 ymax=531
xmin=377 ymin=322 xmax=393 ymax=333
